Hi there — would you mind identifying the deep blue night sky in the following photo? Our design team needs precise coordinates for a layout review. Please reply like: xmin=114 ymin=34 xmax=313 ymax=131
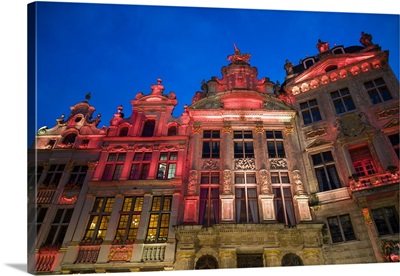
xmin=31 ymin=2 xmax=399 ymax=145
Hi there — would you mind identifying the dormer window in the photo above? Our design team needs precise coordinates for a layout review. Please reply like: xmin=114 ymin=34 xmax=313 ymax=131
xmin=167 ymin=126 xmax=177 ymax=136
xmin=142 ymin=120 xmax=156 ymax=137
xmin=303 ymin=58 xmax=315 ymax=69
xmin=119 ymin=127 xmax=129 ymax=137
xmin=63 ymin=133 xmax=77 ymax=145
xmin=332 ymin=46 xmax=345 ymax=54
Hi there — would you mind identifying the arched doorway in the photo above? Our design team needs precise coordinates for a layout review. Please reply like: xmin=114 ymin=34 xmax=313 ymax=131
xmin=195 ymin=255 xmax=219 ymax=269
xmin=281 ymin=253 xmax=303 ymax=266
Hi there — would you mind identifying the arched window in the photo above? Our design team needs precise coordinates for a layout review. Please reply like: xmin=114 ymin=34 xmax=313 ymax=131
xmin=142 ymin=120 xmax=156 ymax=137
xmin=281 ymin=253 xmax=303 ymax=266
xmin=63 ymin=133 xmax=77 ymax=145
xmin=119 ymin=127 xmax=129 ymax=137
xmin=195 ymin=255 xmax=218 ymax=269
xmin=167 ymin=126 xmax=177 ymax=136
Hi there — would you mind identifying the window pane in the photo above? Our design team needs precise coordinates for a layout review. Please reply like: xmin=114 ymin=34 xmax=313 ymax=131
xmin=328 ymin=217 xmax=343 ymax=243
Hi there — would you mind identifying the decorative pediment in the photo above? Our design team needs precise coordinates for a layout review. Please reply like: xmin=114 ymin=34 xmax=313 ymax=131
xmin=294 ymin=53 xmax=376 ymax=84
xmin=306 ymin=139 xmax=333 ymax=151
xmin=381 ymin=118 xmax=399 ymax=132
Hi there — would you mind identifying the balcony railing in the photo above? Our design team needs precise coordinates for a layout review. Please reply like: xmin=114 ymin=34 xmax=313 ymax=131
xmin=75 ymin=246 xmax=100 ymax=263
xmin=35 ymin=189 xmax=56 ymax=204
xmin=141 ymin=244 xmax=166 ymax=262
xmin=349 ymin=171 xmax=399 ymax=192
xmin=35 ymin=247 xmax=58 ymax=272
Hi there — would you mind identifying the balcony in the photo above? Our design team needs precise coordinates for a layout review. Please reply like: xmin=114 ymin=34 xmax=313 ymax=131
xmin=348 ymin=170 xmax=399 ymax=195
xmin=36 ymin=247 xmax=58 ymax=272
xmin=141 ymin=244 xmax=166 ymax=262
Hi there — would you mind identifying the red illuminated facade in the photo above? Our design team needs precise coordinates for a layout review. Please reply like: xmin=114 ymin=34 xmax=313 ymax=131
xmin=28 ymin=33 xmax=399 ymax=273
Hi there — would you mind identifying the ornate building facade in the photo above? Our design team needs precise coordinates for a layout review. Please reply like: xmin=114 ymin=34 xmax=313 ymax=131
xmin=28 ymin=33 xmax=399 ymax=274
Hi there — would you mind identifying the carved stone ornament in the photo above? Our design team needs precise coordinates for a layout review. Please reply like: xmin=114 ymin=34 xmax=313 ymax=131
xmin=254 ymin=125 xmax=264 ymax=134
xmin=108 ymin=246 xmax=133 ymax=262
xmin=192 ymin=125 xmax=202 ymax=134
xmin=222 ymin=170 xmax=232 ymax=194
xmin=377 ymin=108 xmax=399 ymax=120
xmin=87 ymin=161 xmax=98 ymax=171
xmin=188 ymin=170 xmax=198 ymax=195
xmin=270 ymin=159 xmax=287 ymax=169
xmin=292 ymin=170 xmax=305 ymax=195
xmin=381 ymin=240 xmax=400 ymax=262
xmin=305 ymin=128 xmax=326 ymax=139
xmin=201 ymin=159 xmax=220 ymax=170
xmin=283 ymin=126 xmax=294 ymax=135
xmin=259 ymin=169 xmax=271 ymax=194
xmin=337 ymin=113 xmax=370 ymax=137
xmin=222 ymin=125 xmax=232 ymax=134
xmin=234 ymin=158 xmax=256 ymax=170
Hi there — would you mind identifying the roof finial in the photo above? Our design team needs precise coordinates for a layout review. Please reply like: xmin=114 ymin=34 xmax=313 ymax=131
xmin=227 ymin=43 xmax=251 ymax=63
xmin=85 ymin=92 xmax=91 ymax=102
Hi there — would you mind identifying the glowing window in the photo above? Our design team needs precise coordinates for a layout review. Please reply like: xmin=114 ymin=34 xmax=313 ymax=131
xmin=157 ymin=152 xmax=178 ymax=179
xmin=146 ymin=196 xmax=172 ymax=243
xmin=114 ymin=196 xmax=144 ymax=244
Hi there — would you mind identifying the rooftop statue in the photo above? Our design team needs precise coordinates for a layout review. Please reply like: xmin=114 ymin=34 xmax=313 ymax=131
xmin=227 ymin=43 xmax=251 ymax=63
xmin=151 ymin=78 xmax=165 ymax=95
xmin=360 ymin=31 xmax=373 ymax=47
xmin=284 ymin=59 xmax=294 ymax=75
xmin=316 ymin=39 xmax=330 ymax=53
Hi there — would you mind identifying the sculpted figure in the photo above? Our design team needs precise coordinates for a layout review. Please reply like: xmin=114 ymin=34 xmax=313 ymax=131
xmin=316 ymin=39 xmax=330 ymax=53
xmin=360 ymin=32 xmax=373 ymax=47
xmin=284 ymin=60 xmax=294 ymax=75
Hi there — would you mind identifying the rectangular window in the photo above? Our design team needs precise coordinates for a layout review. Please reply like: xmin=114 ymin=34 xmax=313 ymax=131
xmin=41 ymin=164 xmax=66 ymax=188
xmin=330 ymin=88 xmax=356 ymax=114
xmin=349 ymin=145 xmax=376 ymax=177
xmin=157 ymin=152 xmax=178 ymax=179
xmin=129 ymin=152 xmax=152 ymax=180
xmin=364 ymin=78 xmax=392 ymax=105
xmin=388 ymin=133 xmax=400 ymax=159
xmin=142 ymin=120 xmax=156 ymax=137
xmin=83 ymin=197 xmax=115 ymax=244
xmin=28 ymin=165 xmax=44 ymax=195
xmin=299 ymin=99 xmax=322 ymax=125
xmin=311 ymin=151 xmax=340 ymax=192
xmin=101 ymin=152 xmax=126 ymax=181
xmin=67 ymin=165 xmax=88 ymax=187
xmin=371 ymin=206 xmax=399 ymax=236
xmin=327 ymin=214 xmax=356 ymax=243
xmin=114 ymin=196 xmax=144 ymax=244
xmin=266 ymin=131 xmax=286 ymax=158
xmin=273 ymin=186 xmax=295 ymax=226
xmin=234 ymin=172 xmax=258 ymax=223
xmin=234 ymin=131 xmax=254 ymax=158
xmin=199 ymin=186 xmax=219 ymax=226
xmin=146 ymin=196 xmax=172 ymax=243
xmin=44 ymin=208 xmax=74 ymax=247
xmin=202 ymin=130 xmax=220 ymax=158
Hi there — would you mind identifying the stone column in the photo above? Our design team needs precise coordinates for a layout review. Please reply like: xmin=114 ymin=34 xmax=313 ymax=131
xmin=219 ymin=250 xmax=236 ymax=268
xmin=191 ymin=125 xmax=202 ymax=170
xmin=263 ymin=249 xmax=280 ymax=267
xmin=254 ymin=124 xmax=266 ymax=169
xmin=174 ymin=250 xmax=196 ymax=270
xmin=222 ymin=125 xmax=233 ymax=170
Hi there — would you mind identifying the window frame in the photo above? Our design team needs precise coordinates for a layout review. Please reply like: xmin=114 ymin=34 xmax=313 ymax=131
xmin=330 ymin=87 xmax=356 ymax=115
xmin=43 ymin=208 xmax=74 ymax=247
xmin=199 ymin=172 xmax=220 ymax=226
xmin=145 ymin=195 xmax=172 ymax=243
xmin=156 ymin=152 xmax=178 ymax=179
xmin=233 ymin=130 xmax=254 ymax=159
xmin=114 ymin=196 xmax=144 ymax=244
xmin=202 ymin=130 xmax=221 ymax=159
xmin=82 ymin=197 xmax=115 ymax=245
xmin=311 ymin=151 xmax=341 ymax=192
xmin=234 ymin=171 xmax=258 ymax=223
xmin=364 ymin=77 xmax=393 ymax=105
xmin=327 ymin=214 xmax=357 ymax=243
xmin=101 ymin=152 xmax=126 ymax=181
xmin=299 ymin=99 xmax=322 ymax=125
xmin=266 ymin=130 xmax=286 ymax=158
xmin=129 ymin=152 xmax=152 ymax=180
xmin=371 ymin=206 xmax=399 ymax=236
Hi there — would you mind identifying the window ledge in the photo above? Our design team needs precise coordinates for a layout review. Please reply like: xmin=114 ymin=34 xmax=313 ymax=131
xmin=316 ymin=187 xmax=351 ymax=204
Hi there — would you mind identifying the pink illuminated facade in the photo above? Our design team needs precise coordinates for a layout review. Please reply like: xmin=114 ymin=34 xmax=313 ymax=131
xmin=28 ymin=34 xmax=399 ymax=274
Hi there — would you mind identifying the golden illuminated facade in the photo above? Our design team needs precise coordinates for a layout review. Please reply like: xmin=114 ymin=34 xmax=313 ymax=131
xmin=28 ymin=34 xmax=399 ymax=274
